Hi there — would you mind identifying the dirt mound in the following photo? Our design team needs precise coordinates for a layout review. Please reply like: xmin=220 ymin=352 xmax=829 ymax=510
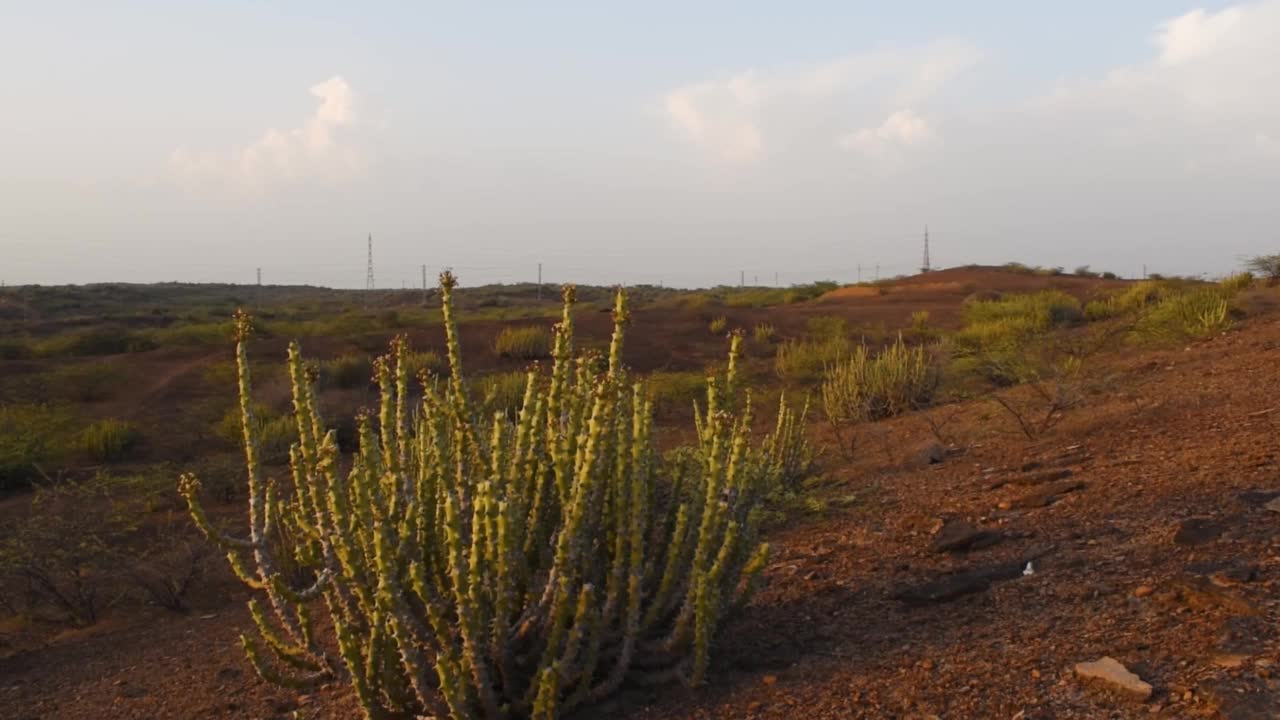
xmin=819 ymin=266 xmax=1131 ymax=305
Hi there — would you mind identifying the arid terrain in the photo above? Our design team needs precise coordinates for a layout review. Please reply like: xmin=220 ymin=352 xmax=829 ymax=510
xmin=2 ymin=266 xmax=1277 ymax=719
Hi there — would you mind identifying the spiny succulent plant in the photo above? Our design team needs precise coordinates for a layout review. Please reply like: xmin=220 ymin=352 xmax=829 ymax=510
xmin=180 ymin=273 xmax=773 ymax=719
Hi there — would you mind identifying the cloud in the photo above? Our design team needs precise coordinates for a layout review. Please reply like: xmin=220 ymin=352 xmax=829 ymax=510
xmin=170 ymin=76 xmax=366 ymax=190
xmin=838 ymin=109 xmax=938 ymax=155
xmin=1155 ymin=7 xmax=1243 ymax=66
xmin=662 ymin=43 xmax=980 ymax=163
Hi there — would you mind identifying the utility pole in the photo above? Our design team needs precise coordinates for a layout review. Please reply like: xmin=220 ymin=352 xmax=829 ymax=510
xmin=875 ymin=264 xmax=880 ymax=281
xmin=365 ymin=234 xmax=375 ymax=291
xmin=538 ymin=263 xmax=543 ymax=301
xmin=920 ymin=225 xmax=931 ymax=274
xmin=858 ymin=264 xmax=862 ymax=283
xmin=421 ymin=264 xmax=428 ymax=305
xmin=1142 ymin=264 xmax=1147 ymax=280
xmin=257 ymin=267 xmax=262 ymax=286
xmin=774 ymin=271 xmax=779 ymax=287
xmin=740 ymin=270 xmax=744 ymax=288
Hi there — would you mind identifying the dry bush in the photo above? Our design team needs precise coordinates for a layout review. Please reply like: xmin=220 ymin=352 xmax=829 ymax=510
xmin=493 ymin=325 xmax=552 ymax=359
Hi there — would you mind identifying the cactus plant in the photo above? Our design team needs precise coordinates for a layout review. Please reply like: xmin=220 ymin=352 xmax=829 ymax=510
xmin=180 ymin=274 xmax=770 ymax=719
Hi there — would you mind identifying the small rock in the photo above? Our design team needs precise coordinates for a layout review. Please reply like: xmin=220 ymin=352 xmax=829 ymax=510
xmin=1010 ymin=480 xmax=1085 ymax=509
xmin=1214 ymin=654 xmax=1249 ymax=669
xmin=930 ymin=519 xmax=1004 ymax=554
xmin=914 ymin=443 xmax=946 ymax=466
xmin=1134 ymin=585 xmax=1155 ymax=598
xmin=1265 ymin=497 xmax=1280 ymax=513
xmin=1237 ymin=489 xmax=1280 ymax=508
xmin=920 ymin=659 xmax=935 ymax=671
xmin=1074 ymin=656 xmax=1153 ymax=701
xmin=762 ymin=675 xmax=778 ymax=686
xmin=1173 ymin=517 xmax=1226 ymax=546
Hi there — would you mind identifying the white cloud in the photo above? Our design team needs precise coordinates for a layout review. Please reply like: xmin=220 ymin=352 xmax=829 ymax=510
xmin=1155 ymin=7 xmax=1243 ymax=66
xmin=662 ymin=43 xmax=980 ymax=163
xmin=838 ymin=109 xmax=937 ymax=155
xmin=170 ymin=76 xmax=366 ymax=190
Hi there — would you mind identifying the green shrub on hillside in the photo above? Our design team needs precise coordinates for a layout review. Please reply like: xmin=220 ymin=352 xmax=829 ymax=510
xmin=1135 ymin=287 xmax=1233 ymax=341
xmin=321 ymin=353 xmax=373 ymax=389
xmin=708 ymin=315 xmax=728 ymax=334
xmin=0 ymin=404 xmax=75 ymax=490
xmin=179 ymin=278 xmax=772 ymax=718
xmin=79 ymin=418 xmax=141 ymax=462
xmin=775 ymin=336 xmax=850 ymax=384
xmin=805 ymin=315 xmax=848 ymax=341
xmin=821 ymin=335 xmax=936 ymax=425
xmin=1220 ymin=272 xmax=1255 ymax=295
xmin=648 ymin=370 xmax=707 ymax=415
xmin=493 ymin=325 xmax=552 ymax=359
xmin=752 ymin=323 xmax=776 ymax=344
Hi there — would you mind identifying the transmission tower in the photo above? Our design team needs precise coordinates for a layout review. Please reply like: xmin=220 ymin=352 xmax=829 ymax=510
xmin=920 ymin=225 xmax=931 ymax=274
xmin=365 ymin=234 xmax=375 ymax=291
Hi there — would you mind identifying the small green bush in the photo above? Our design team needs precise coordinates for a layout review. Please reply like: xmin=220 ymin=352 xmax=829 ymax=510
xmin=478 ymin=370 xmax=529 ymax=418
xmin=752 ymin=323 xmax=776 ymax=344
xmin=1083 ymin=299 xmax=1119 ymax=322
xmin=36 ymin=328 xmax=157 ymax=357
xmin=1136 ymin=287 xmax=1233 ymax=341
xmin=214 ymin=404 xmax=297 ymax=465
xmin=322 ymin=354 xmax=373 ymax=389
xmin=805 ymin=315 xmax=848 ymax=340
xmin=648 ymin=370 xmax=707 ymax=415
xmin=910 ymin=311 xmax=930 ymax=333
xmin=0 ymin=404 xmax=75 ymax=490
xmin=708 ymin=316 xmax=728 ymax=334
xmin=775 ymin=336 xmax=850 ymax=384
xmin=493 ymin=325 xmax=552 ymax=359
xmin=1220 ymin=272 xmax=1255 ymax=295
xmin=79 ymin=419 xmax=141 ymax=462
xmin=821 ymin=335 xmax=936 ymax=425
xmin=403 ymin=349 xmax=443 ymax=379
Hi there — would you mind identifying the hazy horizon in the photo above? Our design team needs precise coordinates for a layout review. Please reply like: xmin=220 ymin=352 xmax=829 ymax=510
xmin=4 ymin=1 xmax=1278 ymax=288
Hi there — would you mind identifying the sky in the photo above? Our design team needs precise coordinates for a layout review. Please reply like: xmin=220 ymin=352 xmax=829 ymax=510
xmin=2 ymin=0 xmax=1277 ymax=288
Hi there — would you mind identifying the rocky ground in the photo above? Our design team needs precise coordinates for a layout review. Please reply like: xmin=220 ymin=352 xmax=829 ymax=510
xmin=5 ymin=309 xmax=1280 ymax=719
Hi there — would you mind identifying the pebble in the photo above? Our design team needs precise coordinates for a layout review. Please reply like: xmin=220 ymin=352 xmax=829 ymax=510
xmin=1134 ymin=585 xmax=1155 ymax=598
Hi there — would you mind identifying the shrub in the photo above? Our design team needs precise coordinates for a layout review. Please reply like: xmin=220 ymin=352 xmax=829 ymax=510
xmin=321 ymin=353 xmax=373 ymax=389
xmin=910 ymin=311 xmax=930 ymax=334
xmin=1221 ymin=271 xmax=1255 ymax=295
xmin=775 ymin=337 xmax=850 ymax=384
xmin=36 ymin=327 xmax=157 ymax=357
xmin=1083 ymin=299 xmax=1119 ymax=322
xmin=477 ymin=370 xmax=529 ymax=419
xmin=493 ymin=325 xmax=553 ymax=359
xmin=403 ymin=349 xmax=443 ymax=380
xmin=214 ymin=404 xmax=297 ymax=465
xmin=1074 ymin=265 xmax=1098 ymax=278
xmin=1136 ymin=287 xmax=1233 ymax=341
xmin=954 ymin=291 xmax=1082 ymax=353
xmin=1100 ymin=271 xmax=1118 ymax=280
xmin=1245 ymin=254 xmax=1280 ymax=283
xmin=761 ymin=394 xmax=814 ymax=492
xmin=648 ymin=370 xmax=707 ymax=415
xmin=805 ymin=315 xmax=848 ymax=340
xmin=79 ymin=419 xmax=140 ymax=463
xmin=708 ymin=315 xmax=728 ymax=334
xmin=0 ymin=472 xmax=196 ymax=625
xmin=0 ymin=404 xmax=74 ymax=491
xmin=821 ymin=335 xmax=936 ymax=425
xmin=752 ymin=323 xmax=776 ymax=344
xmin=180 ymin=280 xmax=771 ymax=719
